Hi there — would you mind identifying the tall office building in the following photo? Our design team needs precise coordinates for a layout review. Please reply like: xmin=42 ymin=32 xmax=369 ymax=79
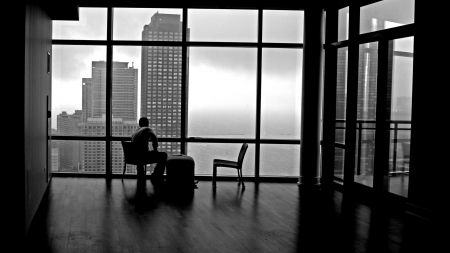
xmin=89 ymin=61 xmax=138 ymax=122
xmin=56 ymin=110 xmax=83 ymax=172
xmin=141 ymin=13 xmax=189 ymax=154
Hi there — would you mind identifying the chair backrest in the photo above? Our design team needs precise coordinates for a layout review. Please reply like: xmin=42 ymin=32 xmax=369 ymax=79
xmin=121 ymin=141 xmax=141 ymax=164
xmin=237 ymin=143 xmax=248 ymax=169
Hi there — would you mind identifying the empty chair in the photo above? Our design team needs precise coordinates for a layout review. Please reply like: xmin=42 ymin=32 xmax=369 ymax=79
xmin=212 ymin=143 xmax=248 ymax=188
xmin=121 ymin=141 xmax=151 ymax=180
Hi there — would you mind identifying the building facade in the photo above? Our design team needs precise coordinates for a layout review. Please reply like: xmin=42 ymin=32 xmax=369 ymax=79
xmin=90 ymin=61 xmax=138 ymax=122
xmin=82 ymin=78 xmax=93 ymax=122
xmin=80 ymin=115 xmax=140 ymax=173
xmin=56 ymin=110 xmax=83 ymax=172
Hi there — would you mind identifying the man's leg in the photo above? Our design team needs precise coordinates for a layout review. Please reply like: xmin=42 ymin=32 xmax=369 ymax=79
xmin=152 ymin=151 xmax=168 ymax=177
xmin=136 ymin=165 xmax=145 ymax=177
xmin=146 ymin=151 xmax=168 ymax=177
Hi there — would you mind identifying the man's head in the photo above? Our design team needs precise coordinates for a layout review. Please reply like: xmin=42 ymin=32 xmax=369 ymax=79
xmin=138 ymin=117 xmax=149 ymax=127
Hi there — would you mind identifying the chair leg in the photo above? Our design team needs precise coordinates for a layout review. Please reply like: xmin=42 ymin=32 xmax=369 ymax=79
xmin=240 ymin=169 xmax=245 ymax=188
xmin=212 ymin=165 xmax=217 ymax=188
xmin=237 ymin=169 xmax=241 ymax=185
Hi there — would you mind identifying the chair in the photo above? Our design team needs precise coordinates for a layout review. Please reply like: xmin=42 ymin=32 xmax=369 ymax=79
xmin=212 ymin=143 xmax=248 ymax=188
xmin=121 ymin=141 xmax=150 ymax=180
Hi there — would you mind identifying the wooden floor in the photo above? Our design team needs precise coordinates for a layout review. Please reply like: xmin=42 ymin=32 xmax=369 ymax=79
xmin=25 ymin=177 xmax=437 ymax=253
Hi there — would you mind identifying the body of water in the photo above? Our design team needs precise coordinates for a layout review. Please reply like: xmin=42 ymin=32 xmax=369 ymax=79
xmin=186 ymin=142 xmax=300 ymax=177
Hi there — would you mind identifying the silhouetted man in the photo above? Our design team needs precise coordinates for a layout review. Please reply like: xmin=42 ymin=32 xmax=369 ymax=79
xmin=131 ymin=117 xmax=168 ymax=180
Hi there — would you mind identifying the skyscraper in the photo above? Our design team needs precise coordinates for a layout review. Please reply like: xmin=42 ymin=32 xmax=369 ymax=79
xmin=141 ymin=13 xmax=189 ymax=154
xmin=90 ymin=61 xmax=138 ymax=122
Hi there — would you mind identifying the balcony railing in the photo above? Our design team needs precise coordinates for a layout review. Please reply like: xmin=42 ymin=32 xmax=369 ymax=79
xmin=335 ymin=119 xmax=411 ymax=176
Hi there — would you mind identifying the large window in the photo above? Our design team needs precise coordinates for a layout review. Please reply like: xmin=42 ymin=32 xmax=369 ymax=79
xmin=51 ymin=6 xmax=304 ymax=177
xmin=324 ymin=0 xmax=414 ymax=197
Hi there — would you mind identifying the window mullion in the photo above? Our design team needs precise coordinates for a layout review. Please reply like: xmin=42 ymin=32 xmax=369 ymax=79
xmin=343 ymin=4 xmax=360 ymax=186
xmin=181 ymin=7 xmax=188 ymax=154
xmin=105 ymin=6 xmax=113 ymax=176
xmin=255 ymin=8 xmax=263 ymax=180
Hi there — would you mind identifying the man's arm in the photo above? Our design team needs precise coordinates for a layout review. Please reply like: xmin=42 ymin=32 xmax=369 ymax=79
xmin=149 ymin=130 xmax=159 ymax=151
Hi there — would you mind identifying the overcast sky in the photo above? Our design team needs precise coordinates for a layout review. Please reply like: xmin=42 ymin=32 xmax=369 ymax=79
xmin=52 ymin=5 xmax=413 ymax=135
xmin=52 ymin=8 xmax=304 ymax=137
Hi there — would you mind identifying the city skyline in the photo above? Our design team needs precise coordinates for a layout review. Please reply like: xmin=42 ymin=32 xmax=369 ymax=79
xmin=51 ymin=7 xmax=413 ymax=177
xmin=52 ymin=8 xmax=412 ymax=136
xmin=51 ymin=8 xmax=305 ymax=136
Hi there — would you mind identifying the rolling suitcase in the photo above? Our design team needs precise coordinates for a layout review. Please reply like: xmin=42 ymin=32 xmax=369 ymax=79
xmin=166 ymin=154 xmax=196 ymax=189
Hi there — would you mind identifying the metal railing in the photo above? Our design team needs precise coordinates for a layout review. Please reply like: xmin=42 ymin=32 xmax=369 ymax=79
xmin=335 ymin=119 xmax=411 ymax=176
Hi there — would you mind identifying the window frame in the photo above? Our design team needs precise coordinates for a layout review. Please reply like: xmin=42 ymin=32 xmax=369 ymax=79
xmin=322 ymin=0 xmax=415 ymax=190
xmin=51 ymin=6 xmax=304 ymax=178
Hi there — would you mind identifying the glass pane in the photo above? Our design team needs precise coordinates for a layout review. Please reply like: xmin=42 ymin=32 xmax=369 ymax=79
xmin=260 ymin=144 xmax=300 ymax=177
xmin=357 ymin=42 xmax=378 ymax=121
xmin=187 ymin=143 xmax=255 ymax=176
xmin=52 ymin=45 xmax=106 ymax=135
xmin=262 ymin=10 xmax=304 ymax=43
xmin=188 ymin=9 xmax=257 ymax=42
xmin=355 ymin=128 xmax=376 ymax=188
xmin=360 ymin=0 xmax=414 ymax=34
xmin=334 ymin=148 xmax=345 ymax=179
xmin=335 ymin=47 xmax=348 ymax=143
xmin=113 ymin=8 xmax=183 ymax=41
xmin=112 ymin=49 xmax=184 ymax=154
xmin=261 ymin=49 xmax=302 ymax=139
xmin=354 ymin=42 xmax=378 ymax=188
xmin=388 ymin=37 xmax=413 ymax=197
xmin=113 ymin=45 xmax=183 ymax=151
xmin=391 ymin=38 xmax=414 ymax=121
xmin=51 ymin=140 xmax=105 ymax=173
xmin=338 ymin=7 xmax=349 ymax=41
xmin=187 ymin=47 xmax=257 ymax=138
xmin=388 ymin=130 xmax=410 ymax=197
xmin=53 ymin=8 xmax=107 ymax=40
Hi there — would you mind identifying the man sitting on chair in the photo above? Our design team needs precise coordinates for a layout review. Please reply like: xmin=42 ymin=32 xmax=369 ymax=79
xmin=131 ymin=117 xmax=168 ymax=180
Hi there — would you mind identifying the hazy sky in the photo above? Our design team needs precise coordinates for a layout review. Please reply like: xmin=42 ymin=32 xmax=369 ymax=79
xmin=51 ymin=5 xmax=413 ymax=135
xmin=52 ymin=7 xmax=304 ymax=138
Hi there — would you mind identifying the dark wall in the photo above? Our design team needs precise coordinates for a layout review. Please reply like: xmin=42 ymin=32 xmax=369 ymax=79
xmin=6 ymin=1 xmax=27 ymax=248
xmin=23 ymin=1 xmax=52 ymax=232
xmin=6 ymin=2 xmax=52 ymax=247
xmin=407 ymin=1 xmax=445 ymax=221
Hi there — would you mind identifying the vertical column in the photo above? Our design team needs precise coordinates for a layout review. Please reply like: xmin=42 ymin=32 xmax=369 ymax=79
xmin=373 ymin=39 xmax=390 ymax=191
xmin=255 ymin=8 xmax=263 ymax=181
xmin=105 ymin=7 xmax=113 ymax=177
xmin=299 ymin=7 xmax=324 ymax=186
xmin=321 ymin=8 xmax=338 ymax=188
xmin=343 ymin=5 xmax=360 ymax=188
xmin=181 ymin=8 xmax=188 ymax=155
